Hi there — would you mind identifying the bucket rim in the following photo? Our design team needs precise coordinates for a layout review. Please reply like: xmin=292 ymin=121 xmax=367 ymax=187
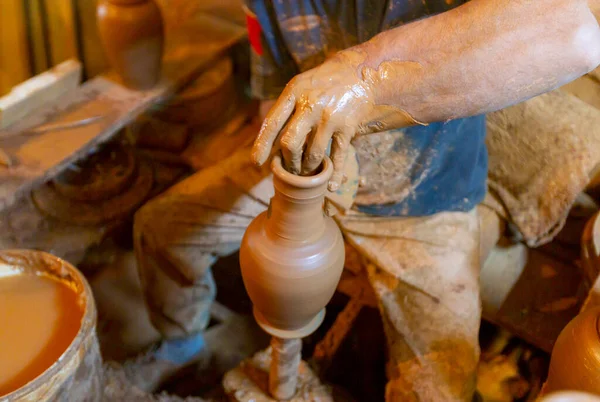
xmin=0 ymin=249 xmax=97 ymax=401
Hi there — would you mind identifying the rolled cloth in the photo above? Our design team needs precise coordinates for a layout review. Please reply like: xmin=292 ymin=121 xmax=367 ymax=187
xmin=485 ymin=89 xmax=600 ymax=247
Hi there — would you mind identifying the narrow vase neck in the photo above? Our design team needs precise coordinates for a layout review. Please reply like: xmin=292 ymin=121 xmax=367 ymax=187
xmin=265 ymin=156 xmax=332 ymax=241
xmin=266 ymin=184 xmax=327 ymax=241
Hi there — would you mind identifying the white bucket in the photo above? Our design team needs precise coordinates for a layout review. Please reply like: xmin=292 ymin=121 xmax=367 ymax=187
xmin=0 ymin=250 xmax=102 ymax=402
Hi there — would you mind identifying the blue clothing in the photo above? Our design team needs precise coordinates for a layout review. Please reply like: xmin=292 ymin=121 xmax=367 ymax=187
xmin=246 ymin=0 xmax=488 ymax=217
xmin=355 ymin=117 xmax=487 ymax=216
xmin=153 ymin=333 xmax=205 ymax=365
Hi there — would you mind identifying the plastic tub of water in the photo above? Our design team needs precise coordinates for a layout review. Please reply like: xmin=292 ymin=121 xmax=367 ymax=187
xmin=0 ymin=250 xmax=102 ymax=401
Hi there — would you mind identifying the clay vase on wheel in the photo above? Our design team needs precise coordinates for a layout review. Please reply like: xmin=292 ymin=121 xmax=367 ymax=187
xmin=240 ymin=155 xmax=345 ymax=339
xmin=544 ymin=306 xmax=600 ymax=394
xmin=97 ymin=0 xmax=164 ymax=90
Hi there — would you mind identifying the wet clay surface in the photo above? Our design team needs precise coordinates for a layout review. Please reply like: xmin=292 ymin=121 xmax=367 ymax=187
xmin=239 ymin=156 xmax=345 ymax=338
xmin=252 ymin=48 xmax=420 ymax=188
xmin=0 ymin=273 xmax=84 ymax=396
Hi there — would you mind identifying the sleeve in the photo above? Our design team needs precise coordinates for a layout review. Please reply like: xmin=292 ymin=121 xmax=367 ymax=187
xmin=244 ymin=1 xmax=299 ymax=100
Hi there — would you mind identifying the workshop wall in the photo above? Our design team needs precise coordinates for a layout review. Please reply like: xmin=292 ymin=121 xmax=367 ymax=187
xmin=0 ymin=0 xmax=108 ymax=95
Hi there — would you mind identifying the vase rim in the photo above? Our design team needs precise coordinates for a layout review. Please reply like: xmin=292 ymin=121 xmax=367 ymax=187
xmin=271 ymin=155 xmax=332 ymax=189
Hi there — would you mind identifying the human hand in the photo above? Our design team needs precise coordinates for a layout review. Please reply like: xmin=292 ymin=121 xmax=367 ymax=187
xmin=252 ymin=49 xmax=421 ymax=191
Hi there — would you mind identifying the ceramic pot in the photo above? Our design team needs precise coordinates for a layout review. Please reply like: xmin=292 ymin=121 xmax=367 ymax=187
xmin=581 ymin=211 xmax=600 ymax=297
xmin=545 ymin=306 xmax=600 ymax=393
xmin=150 ymin=56 xmax=237 ymax=129
xmin=240 ymin=156 xmax=345 ymax=339
xmin=97 ymin=0 xmax=164 ymax=90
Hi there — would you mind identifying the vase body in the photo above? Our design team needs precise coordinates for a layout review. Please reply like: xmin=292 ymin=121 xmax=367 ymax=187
xmin=545 ymin=306 xmax=600 ymax=394
xmin=240 ymin=156 xmax=345 ymax=339
xmin=97 ymin=0 xmax=164 ymax=90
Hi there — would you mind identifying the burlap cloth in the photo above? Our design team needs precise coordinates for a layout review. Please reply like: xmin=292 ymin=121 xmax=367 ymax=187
xmin=484 ymin=89 xmax=600 ymax=247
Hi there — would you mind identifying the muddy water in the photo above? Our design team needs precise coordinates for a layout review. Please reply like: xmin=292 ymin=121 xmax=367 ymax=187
xmin=0 ymin=273 xmax=83 ymax=396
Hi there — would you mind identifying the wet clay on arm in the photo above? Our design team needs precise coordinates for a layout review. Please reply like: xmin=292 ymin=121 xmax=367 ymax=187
xmin=253 ymin=0 xmax=600 ymax=189
xmin=358 ymin=0 xmax=600 ymax=123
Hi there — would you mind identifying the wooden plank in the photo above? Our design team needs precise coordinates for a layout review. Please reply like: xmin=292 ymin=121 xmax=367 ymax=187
xmin=0 ymin=2 xmax=246 ymax=211
xmin=312 ymin=296 xmax=364 ymax=374
xmin=0 ymin=59 xmax=81 ymax=129
xmin=482 ymin=247 xmax=582 ymax=353
xmin=0 ymin=76 xmax=171 ymax=209
xmin=480 ymin=196 xmax=598 ymax=352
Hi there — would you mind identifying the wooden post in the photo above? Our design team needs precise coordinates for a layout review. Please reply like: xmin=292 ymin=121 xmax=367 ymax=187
xmin=269 ymin=337 xmax=301 ymax=400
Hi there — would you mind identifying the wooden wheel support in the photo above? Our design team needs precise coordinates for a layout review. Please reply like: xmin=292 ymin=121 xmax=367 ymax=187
xmin=269 ymin=337 xmax=302 ymax=400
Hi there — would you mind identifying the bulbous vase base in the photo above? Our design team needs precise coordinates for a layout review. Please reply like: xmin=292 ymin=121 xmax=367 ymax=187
xmin=254 ymin=307 xmax=325 ymax=339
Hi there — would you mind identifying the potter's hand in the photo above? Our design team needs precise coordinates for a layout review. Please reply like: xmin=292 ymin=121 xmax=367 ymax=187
xmin=254 ymin=0 xmax=600 ymax=191
xmin=252 ymin=50 xmax=420 ymax=191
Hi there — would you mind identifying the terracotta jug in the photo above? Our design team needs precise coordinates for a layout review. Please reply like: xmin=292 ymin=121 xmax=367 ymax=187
xmin=544 ymin=306 xmax=600 ymax=394
xmin=97 ymin=0 xmax=164 ymax=90
xmin=240 ymin=155 xmax=345 ymax=339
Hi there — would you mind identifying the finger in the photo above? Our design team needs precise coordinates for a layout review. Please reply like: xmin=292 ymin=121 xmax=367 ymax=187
xmin=261 ymin=128 xmax=283 ymax=170
xmin=252 ymin=87 xmax=296 ymax=166
xmin=328 ymin=130 xmax=352 ymax=192
xmin=302 ymin=116 xmax=334 ymax=175
xmin=280 ymin=108 xmax=316 ymax=174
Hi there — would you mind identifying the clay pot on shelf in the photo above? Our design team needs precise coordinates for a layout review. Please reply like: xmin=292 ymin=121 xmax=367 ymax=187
xmin=97 ymin=0 xmax=164 ymax=90
xmin=240 ymin=156 xmax=345 ymax=339
xmin=149 ymin=56 xmax=237 ymax=130
xmin=544 ymin=306 xmax=600 ymax=394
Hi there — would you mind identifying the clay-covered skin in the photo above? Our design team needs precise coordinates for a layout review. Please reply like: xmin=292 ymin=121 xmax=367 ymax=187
xmin=97 ymin=0 xmax=164 ymax=90
xmin=544 ymin=307 xmax=600 ymax=393
xmin=253 ymin=51 xmax=422 ymax=184
xmin=239 ymin=156 xmax=345 ymax=338
xmin=252 ymin=0 xmax=600 ymax=190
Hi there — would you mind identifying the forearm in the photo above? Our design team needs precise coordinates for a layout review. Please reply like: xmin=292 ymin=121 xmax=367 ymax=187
xmin=355 ymin=0 xmax=600 ymax=123
xmin=251 ymin=0 xmax=600 ymax=184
